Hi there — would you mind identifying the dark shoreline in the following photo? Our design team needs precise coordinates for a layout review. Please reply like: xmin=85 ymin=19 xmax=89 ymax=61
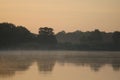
xmin=0 ymin=47 xmax=120 ymax=51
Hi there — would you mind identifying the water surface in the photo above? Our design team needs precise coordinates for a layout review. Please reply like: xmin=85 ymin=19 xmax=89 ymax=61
xmin=0 ymin=51 xmax=120 ymax=80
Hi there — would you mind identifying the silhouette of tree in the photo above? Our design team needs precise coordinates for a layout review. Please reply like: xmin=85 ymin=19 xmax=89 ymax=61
xmin=37 ymin=27 xmax=57 ymax=46
xmin=0 ymin=23 xmax=34 ymax=48
xmin=89 ymin=29 xmax=103 ymax=42
xmin=15 ymin=26 xmax=32 ymax=42
xmin=112 ymin=31 xmax=120 ymax=46
xmin=0 ymin=23 xmax=16 ymax=46
xmin=39 ymin=27 xmax=54 ymax=36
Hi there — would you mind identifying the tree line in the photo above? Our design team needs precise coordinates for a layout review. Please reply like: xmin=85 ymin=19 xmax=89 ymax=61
xmin=56 ymin=29 xmax=120 ymax=50
xmin=0 ymin=22 xmax=120 ymax=50
xmin=0 ymin=22 xmax=57 ymax=49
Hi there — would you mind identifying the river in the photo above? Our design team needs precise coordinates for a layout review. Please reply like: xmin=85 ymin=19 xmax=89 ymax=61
xmin=0 ymin=50 xmax=120 ymax=80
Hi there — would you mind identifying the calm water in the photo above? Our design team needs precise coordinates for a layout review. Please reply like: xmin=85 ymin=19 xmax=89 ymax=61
xmin=0 ymin=51 xmax=120 ymax=80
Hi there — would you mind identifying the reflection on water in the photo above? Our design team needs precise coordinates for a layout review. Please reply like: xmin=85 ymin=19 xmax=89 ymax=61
xmin=0 ymin=51 xmax=120 ymax=80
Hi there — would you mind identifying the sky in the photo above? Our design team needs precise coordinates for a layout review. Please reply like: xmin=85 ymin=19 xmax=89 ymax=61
xmin=0 ymin=0 xmax=120 ymax=33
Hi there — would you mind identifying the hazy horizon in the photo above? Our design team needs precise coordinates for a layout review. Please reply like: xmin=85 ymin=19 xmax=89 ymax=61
xmin=0 ymin=0 xmax=120 ymax=33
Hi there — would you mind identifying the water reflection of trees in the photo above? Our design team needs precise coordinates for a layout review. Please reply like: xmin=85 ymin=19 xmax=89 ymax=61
xmin=0 ymin=54 xmax=33 ymax=77
xmin=0 ymin=52 xmax=120 ymax=77
xmin=37 ymin=54 xmax=56 ymax=72
xmin=59 ymin=54 xmax=120 ymax=71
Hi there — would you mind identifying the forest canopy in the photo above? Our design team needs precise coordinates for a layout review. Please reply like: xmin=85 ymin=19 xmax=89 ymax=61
xmin=0 ymin=22 xmax=120 ymax=50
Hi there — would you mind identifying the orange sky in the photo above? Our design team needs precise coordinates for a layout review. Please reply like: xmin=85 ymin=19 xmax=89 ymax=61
xmin=0 ymin=0 xmax=120 ymax=33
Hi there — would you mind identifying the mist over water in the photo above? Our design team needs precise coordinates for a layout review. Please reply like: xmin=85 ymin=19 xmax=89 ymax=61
xmin=0 ymin=50 xmax=120 ymax=80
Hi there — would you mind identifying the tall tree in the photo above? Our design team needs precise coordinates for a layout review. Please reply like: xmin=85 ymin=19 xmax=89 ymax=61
xmin=112 ymin=31 xmax=120 ymax=45
xmin=89 ymin=29 xmax=103 ymax=43
xmin=37 ymin=27 xmax=57 ymax=45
